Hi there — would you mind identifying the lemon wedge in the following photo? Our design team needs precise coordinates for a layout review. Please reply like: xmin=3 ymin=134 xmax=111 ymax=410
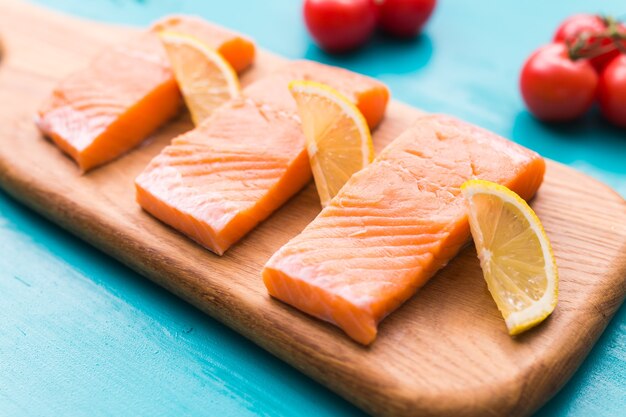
xmin=159 ymin=31 xmax=240 ymax=125
xmin=289 ymin=80 xmax=374 ymax=207
xmin=461 ymin=179 xmax=558 ymax=335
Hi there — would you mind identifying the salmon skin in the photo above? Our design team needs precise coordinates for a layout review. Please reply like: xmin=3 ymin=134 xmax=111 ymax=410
xmin=135 ymin=60 xmax=389 ymax=255
xmin=262 ymin=115 xmax=546 ymax=345
xmin=36 ymin=15 xmax=255 ymax=172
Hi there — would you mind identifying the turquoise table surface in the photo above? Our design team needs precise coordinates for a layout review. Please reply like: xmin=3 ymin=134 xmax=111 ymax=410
xmin=1 ymin=0 xmax=625 ymax=416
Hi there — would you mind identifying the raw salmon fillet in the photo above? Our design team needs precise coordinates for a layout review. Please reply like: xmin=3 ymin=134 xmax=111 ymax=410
xmin=36 ymin=16 xmax=255 ymax=172
xmin=263 ymin=114 xmax=546 ymax=345
xmin=135 ymin=60 xmax=389 ymax=255
xmin=152 ymin=15 xmax=255 ymax=73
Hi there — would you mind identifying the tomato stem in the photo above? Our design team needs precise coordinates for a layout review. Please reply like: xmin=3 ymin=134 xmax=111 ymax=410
xmin=567 ymin=14 xmax=626 ymax=61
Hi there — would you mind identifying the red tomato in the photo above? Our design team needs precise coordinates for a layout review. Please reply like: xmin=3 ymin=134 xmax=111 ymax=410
xmin=553 ymin=14 xmax=626 ymax=71
xmin=520 ymin=43 xmax=598 ymax=122
xmin=598 ymin=54 xmax=626 ymax=128
xmin=303 ymin=0 xmax=378 ymax=53
xmin=377 ymin=0 xmax=437 ymax=38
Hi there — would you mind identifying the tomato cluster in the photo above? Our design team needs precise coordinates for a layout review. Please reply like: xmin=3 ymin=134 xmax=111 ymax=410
xmin=303 ymin=0 xmax=436 ymax=53
xmin=520 ymin=14 xmax=626 ymax=127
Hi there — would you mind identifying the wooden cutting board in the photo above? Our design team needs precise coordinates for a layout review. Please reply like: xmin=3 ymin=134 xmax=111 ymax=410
xmin=1 ymin=1 xmax=625 ymax=416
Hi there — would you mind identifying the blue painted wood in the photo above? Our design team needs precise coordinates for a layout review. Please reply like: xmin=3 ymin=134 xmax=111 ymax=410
xmin=1 ymin=0 xmax=624 ymax=416
xmin=0 ymin=190 xmax=366 ymax=417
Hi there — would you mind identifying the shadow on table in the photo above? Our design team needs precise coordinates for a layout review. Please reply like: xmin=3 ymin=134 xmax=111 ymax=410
xmin=304 ymin=31 xmax=434 ymax=78
xmin=534 ymin=302 xmax=626 ymax=416
xmin=511 ymin=110 xmax=626 ymax=197
xmin=511 ymin=110 xmax=626 ymax=173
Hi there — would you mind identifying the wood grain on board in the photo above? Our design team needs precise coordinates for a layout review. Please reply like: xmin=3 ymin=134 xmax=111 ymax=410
xmin=0 ymin=1 xmax=625 ymax=416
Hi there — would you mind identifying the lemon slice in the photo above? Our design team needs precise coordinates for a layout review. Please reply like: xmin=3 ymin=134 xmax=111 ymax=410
xmin=289 ymin=80 xmax=374 ymax=207
xmin=461 ymin=179 xmax=558 ymax=335
xmin=159 ymin=31 xmax=240 ymax=125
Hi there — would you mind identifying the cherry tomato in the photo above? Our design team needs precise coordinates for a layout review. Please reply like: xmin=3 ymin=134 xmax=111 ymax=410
xmin=520 ymin=43 xmax=598 ymax=122
xmin=598 ymin=54 xmax=626 ymax=128
xmin=553 ymin=14 xmax=626 ymax=72
xmin=303 ymin=0 xmax=378 ymax=53
xmin=377 ymin=0 xmax=436 ymax=38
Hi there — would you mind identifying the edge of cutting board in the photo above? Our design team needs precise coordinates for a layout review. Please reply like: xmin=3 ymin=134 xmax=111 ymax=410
xmin=1 ymin=1 xmax=625 ymax=416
